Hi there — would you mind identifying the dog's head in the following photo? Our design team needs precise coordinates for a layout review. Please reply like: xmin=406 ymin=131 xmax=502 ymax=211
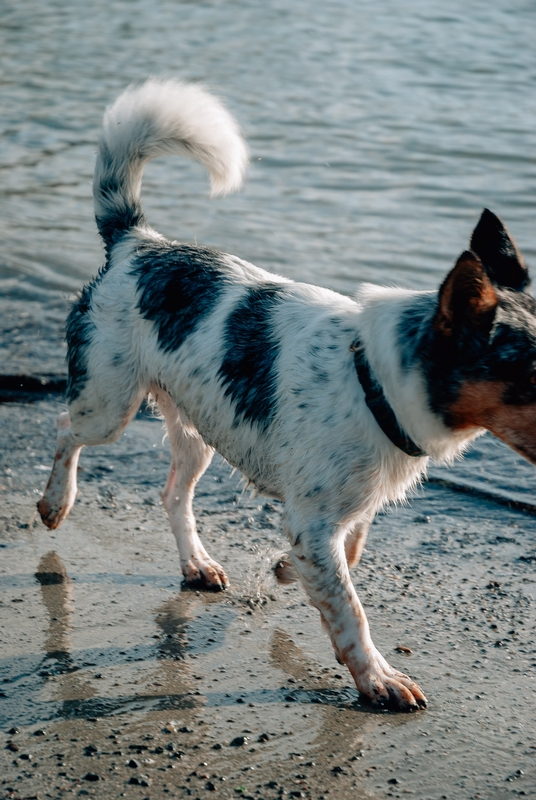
xmin=426 ymin=209 xmax=536 ymax=462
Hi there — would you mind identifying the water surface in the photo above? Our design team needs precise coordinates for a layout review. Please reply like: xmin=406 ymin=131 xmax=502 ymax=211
xmin=2 ymin=0 xmax=536 ymax=500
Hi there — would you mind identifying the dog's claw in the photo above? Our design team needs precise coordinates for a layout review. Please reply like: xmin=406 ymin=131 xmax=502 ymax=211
xmin=352 ymin=660 xmax=427 ymax=712
xmin=182 ymin=558 xmax=229 ymax=592
xmin=37 ymin=497 xmax=70 ymax=530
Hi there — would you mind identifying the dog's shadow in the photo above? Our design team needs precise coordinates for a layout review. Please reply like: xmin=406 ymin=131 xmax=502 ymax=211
xmin=266 ymin=628 xmax=406 ymax=715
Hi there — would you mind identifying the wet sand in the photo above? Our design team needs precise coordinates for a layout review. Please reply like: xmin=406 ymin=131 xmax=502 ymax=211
xmin=1 ymin=397 xmax=535 ymax=800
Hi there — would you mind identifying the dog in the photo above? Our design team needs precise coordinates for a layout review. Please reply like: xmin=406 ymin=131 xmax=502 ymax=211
xmin=38 ymin=79 xmax=536 ymax=711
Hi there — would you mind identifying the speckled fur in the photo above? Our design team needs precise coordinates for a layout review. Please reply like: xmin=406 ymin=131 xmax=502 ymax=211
xmin=38 ymin=80 xmax=536 ymax=711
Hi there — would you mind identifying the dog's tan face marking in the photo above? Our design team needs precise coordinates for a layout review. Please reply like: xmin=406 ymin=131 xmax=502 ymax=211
xmin=450 ymin=379 xmax=536 ymax=463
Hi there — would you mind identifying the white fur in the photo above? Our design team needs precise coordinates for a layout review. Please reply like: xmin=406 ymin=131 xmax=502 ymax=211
xmin=38 ymin=80 xmax=484 ymax=711
xmin=93 ymin=78 xmax=248 ymax=231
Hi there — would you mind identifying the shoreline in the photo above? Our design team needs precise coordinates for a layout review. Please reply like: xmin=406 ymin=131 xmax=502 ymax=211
xmin=0 ymin=398 xmax=535 ymax=799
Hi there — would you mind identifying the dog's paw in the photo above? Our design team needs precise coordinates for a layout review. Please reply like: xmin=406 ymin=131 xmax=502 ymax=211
xmin=353 ymin=661 xmax=427 ymax=712
xmin=273 ymin=558 xmax=298 ymax=584
xmin=182 ymin=557 xmax=229 ymax=592
xmin=37 ymin=495 xmax=72 ymax=530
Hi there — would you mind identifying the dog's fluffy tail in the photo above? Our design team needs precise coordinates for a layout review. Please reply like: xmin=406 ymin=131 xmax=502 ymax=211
xmin=93 ymin=79 xmax=248 ymax=250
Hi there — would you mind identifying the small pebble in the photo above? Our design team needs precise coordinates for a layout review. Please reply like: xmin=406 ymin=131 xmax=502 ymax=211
xmin=163 ymin=722 xmax=177 ymax=733
xmin=128 ymin=775 xmax=151 ymax=786
xmin=230 ymin=736 xmax=249 ymax=747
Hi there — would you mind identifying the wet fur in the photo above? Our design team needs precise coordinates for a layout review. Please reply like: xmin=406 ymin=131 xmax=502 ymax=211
xmin=38 ymin=79 xmax=535 ymax=711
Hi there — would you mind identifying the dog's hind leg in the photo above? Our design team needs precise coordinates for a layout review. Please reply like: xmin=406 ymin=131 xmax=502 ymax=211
xmin=283 ymin=506 xmax=426 ymax=711
xmin=155 ymin=390 xmax=229 ymax=591
xmin=38 ymin=382 xmax=144 ymax=530
xmin=38 ymin=411 xmax=83 ymax=530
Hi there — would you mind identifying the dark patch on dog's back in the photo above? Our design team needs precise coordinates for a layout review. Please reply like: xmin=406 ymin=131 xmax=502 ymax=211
xmin=133 ymin=242 xmax=227 ymax=353
xmin=66 ymin=284 xmax=97 ymax=402
xmin=219 ymin=284 xmax=287 ymax=429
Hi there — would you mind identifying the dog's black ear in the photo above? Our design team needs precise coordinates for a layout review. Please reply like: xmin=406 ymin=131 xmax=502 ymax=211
xmin=435 ymin=251 xmax=498 ymax=338
xmin=470 ymin=208 xmax=530 ymax=292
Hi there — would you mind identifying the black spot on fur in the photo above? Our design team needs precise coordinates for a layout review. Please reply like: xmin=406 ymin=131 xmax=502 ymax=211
xmin=219 ymin=284 xmax=287 ymax=429
xmin=470 ymin=209 xmax=530 ymax=292
xmin=133 ymin=242 xmax=227 ymax=353
xmin=65 ymin=284 xmax=97 ymax=402
xmin=397 ymin=295 xmax=437 ymax=370
xmin=483 ymin=293 xmax=536 ymax=405
xmin=65 ymin=253 xmax=121 ymax=402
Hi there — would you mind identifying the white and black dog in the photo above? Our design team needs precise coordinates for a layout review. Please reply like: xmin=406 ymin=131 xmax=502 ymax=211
xmin=38 ymin=80 xmax=536 ymax=711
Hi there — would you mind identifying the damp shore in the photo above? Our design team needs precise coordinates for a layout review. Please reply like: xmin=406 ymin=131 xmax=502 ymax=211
xmin=0 ymin=327 xmax=535 ymax=799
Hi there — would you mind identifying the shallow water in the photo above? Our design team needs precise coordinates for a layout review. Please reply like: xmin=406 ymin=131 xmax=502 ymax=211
xmin=2 ymin=0 xmax=536 ymax=499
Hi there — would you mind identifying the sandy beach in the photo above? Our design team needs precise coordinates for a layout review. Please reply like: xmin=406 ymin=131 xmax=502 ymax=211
xmin=0 ymin=353 xmax=535 ymax=799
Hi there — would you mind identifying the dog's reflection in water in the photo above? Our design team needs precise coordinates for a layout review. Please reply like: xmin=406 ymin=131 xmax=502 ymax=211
xmin=35 ymin=551 xmax=96 ymax=702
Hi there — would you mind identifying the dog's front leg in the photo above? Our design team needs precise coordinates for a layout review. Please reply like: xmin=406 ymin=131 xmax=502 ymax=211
xmin=284 ymin=513 xmax=427 ymax=711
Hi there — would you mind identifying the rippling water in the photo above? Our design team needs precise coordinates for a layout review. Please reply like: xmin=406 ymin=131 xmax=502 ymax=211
xmin=2 ymin=0 xmax=536 ymax=501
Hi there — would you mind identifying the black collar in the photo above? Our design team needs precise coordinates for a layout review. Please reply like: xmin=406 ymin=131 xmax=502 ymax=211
xmin=352 ymin=338 xmax=427 ymax=458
